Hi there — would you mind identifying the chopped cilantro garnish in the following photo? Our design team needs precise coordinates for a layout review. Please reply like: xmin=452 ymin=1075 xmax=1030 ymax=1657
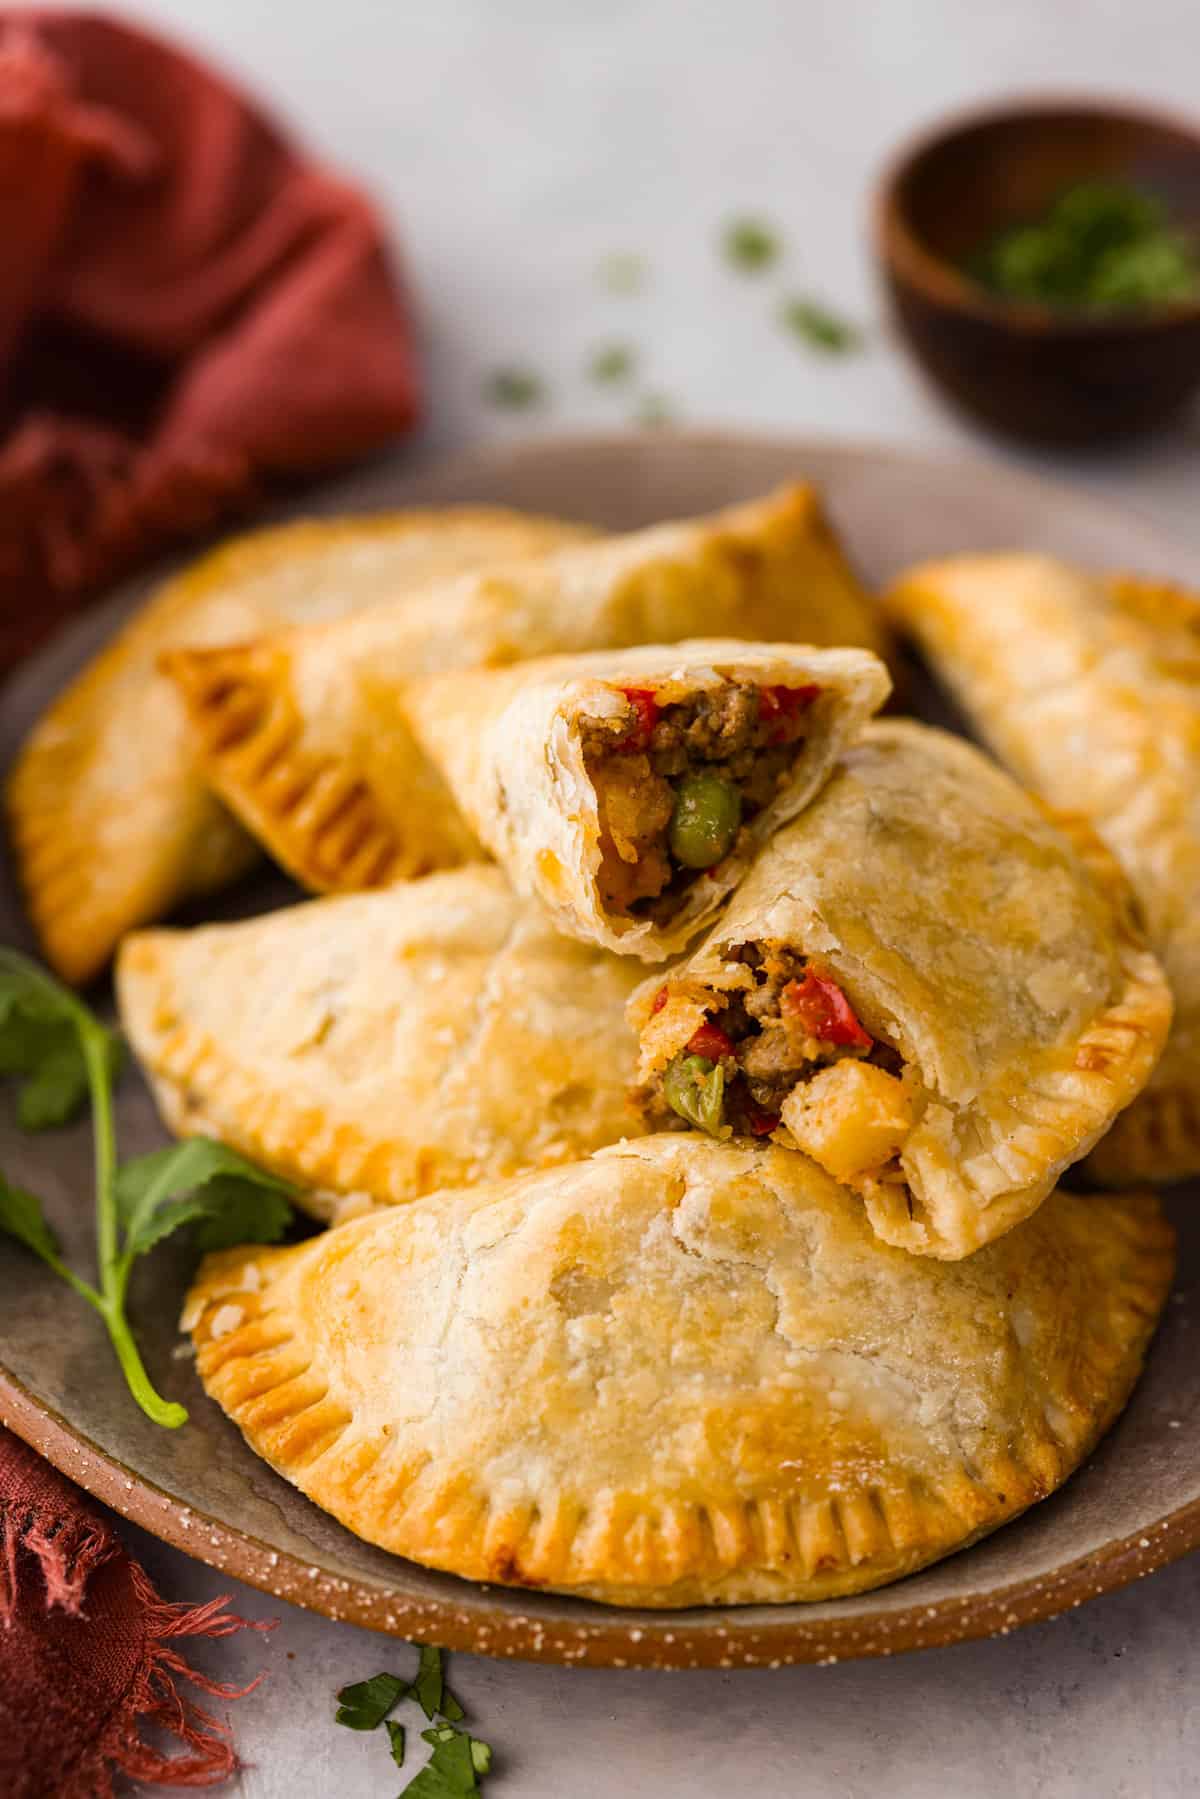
xmin=413 ymin=1644 xmax=464 ymax=1721
xmin=484 ymin=367 xmax=545 ymax=410
xmin=969 ymin=180 xmax=1200 ymax=311
xmin=597 ymin=251 xmax=647 ymax=293
xmin=722 ymin=216 xmax=780 ymax=272
xmin=779 ymin=296 xmax=862 ymax=353
xmin=335 ymin=1671 xmax=410 ymax=1730
xmin=0 ymin=947 xmax=294 ymax=1428
xmin=587 ymin=342 xmax=636 ymax=384
xmin=387 ymin=1720 xmax=407 ymax=1766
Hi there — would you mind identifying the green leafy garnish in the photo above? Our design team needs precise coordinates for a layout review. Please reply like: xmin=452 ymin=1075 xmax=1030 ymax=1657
xmin=334 ymin=1645 xmax=489 ymax=1791
xmin=335 ymin=1671 xmax=410 ymax=1730
xmin=587 ymin=342 xmax=636 ymax=385
xmin=0 ymin=947 xmax=294 ymax=1429
xmin=722 ymin=216 xmax=780 ymax=272
xmin=597 ymin=251 xmax=647 ymax=293
xmin=413 ymin=1644 xmax=464 ymax=1721
xmin=969 ymin=179 xmax=1200 ymax=311
xmin=484 ymin=367 xmax=545 ymax=410
xmin=406 ymin=1725 xmax=493 ymax=1796
xmin=779 ymin=295 xmax=861 ymax=353
xmin=634 ymin=391 xmax=675 ymax=428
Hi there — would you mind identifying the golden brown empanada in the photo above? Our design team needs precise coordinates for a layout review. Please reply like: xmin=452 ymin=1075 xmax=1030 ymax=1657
xmin=184 ymin=1134 xmax=1173 ymax=1608
xmin=117 ymin=868 xmax=646 ymax=1222
xmin=885 ymin=554 xmax=1200 ymax=1184
xmin=404 ymin=639 xmax=889 ymax=962
xmin=8 ymin=509 xmax=591 ymax=985
xmin=163 ymin=484 xmax=888 ymax=898
xmin=630 ymin=722 xmax=1170 ymax=1259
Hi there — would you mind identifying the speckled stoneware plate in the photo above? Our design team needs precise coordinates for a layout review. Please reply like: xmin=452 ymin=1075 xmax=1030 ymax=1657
xmin=2 ymin=432 xmax=1198 ymax=1670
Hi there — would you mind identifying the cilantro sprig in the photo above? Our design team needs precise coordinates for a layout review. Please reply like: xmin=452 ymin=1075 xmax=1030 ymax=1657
xmin=0 ymin=947 xmax=294 ymax=1429
xmin=335 ymin=1646 xmax=490 ymax=1795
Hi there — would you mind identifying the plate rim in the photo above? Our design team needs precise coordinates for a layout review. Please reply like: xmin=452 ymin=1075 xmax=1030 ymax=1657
xmin=2 ymin=425 xmax=1197 ymax=1670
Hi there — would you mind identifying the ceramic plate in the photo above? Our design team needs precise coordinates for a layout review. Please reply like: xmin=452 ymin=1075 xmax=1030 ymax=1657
xmin=2 ymin=432 xmax=1198 ymax=1670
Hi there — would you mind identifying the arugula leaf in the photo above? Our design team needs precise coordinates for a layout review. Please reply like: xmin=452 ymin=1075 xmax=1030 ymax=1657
xmin=335 ymin=1671 xmax=410 ymax=1730
xmin=387 ymin=1720 xmax=406 ymax=1767
xmin=0 ymin=1172 xmax=62 ymax=1264
xmin=115 ymin=1139 xmax=293 ymax=1261
xmin=406 ymin=1724 xmax=492 ymax=1796
xmin=779 ymin=295 xmax=861 ymax=353
xmin=413 ymin=1644 xmax=464 ymax=1722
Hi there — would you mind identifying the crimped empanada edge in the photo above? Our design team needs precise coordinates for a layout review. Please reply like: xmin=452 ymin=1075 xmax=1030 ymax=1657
xmin=182 ymin=1192 xmax=1174 ymax=1608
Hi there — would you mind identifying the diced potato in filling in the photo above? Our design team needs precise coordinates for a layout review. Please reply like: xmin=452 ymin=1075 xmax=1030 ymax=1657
xmin=644 ymin=943 xmax=913 ymax=1189
xmin=582 ymin=679 xmax=819 ymax=919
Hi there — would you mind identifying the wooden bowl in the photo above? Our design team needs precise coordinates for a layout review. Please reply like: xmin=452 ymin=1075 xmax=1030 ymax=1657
xmin=875 ymin=98 xmax=1200 ymax=445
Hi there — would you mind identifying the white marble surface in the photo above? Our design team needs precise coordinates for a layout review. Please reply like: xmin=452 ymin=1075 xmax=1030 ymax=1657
xmin=75 ymin=1 xmax=1200 ymax=1793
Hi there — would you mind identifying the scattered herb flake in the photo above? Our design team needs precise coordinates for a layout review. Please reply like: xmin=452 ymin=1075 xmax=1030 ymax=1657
xmin=413 ymin=1644 xmax=464 ymax=1721
xmin=587 ymin=342 xmax=637 ymax=385
xmin=387 ymin=1719 xmax=407 ymax=1766
xmin=722 ymin=216 xmax=780 ymax=272
xmin=484 ymin=367 xmax=544 ymax=411
xmin=597 ymin=251 xmax=647 ymax=293
xmin=634 ymin=391 xmax=675 ymax=428
xmin=0 ymin=945 xmax=296 ymax=1429
xmin=779 ymin=295 xmax=862 ymax=353
xmin=335 ymin=1671 xmax=410 ymax=1730
xmin=406 ymin=1724 xmax=492 ymax=1795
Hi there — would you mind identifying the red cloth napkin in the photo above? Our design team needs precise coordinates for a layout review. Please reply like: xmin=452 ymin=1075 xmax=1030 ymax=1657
xmin=0 ymin=9 xmax=422 ymax=675
xmin=0 ymin=1426 xmax=270 ymax=1797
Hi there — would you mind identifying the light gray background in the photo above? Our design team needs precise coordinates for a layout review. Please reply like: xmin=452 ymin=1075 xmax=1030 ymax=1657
xmin=62 ymin=0 xmax=1200 ymax=1792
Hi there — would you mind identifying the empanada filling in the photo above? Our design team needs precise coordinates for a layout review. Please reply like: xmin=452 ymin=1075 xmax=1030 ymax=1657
xmin=581 ymin=680 xmax=820 ymax=919
xmin=644 ymin=944 xmax=915 ymax=1189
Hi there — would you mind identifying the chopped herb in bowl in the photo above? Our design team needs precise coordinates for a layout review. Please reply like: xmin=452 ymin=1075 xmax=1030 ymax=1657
xmin=968 ymin=179 xmax=1200 ymax=311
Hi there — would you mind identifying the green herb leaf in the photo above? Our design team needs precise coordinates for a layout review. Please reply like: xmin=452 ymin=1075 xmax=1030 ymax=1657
xmin=587 ymin=342 xmax=636 ymax=385
xmin=115 ymin=1139 xmax=293 ymax=1261
xmin=335 ymin=1671 xmax=410 ymax=1730
xmin=597 ymin=251 xmax=647 ymax=294
xmin=634 ymin=391 xmax=675 ymax=428
xmin=484 ymin=368 xmax=545 ymax=411
xmin=721 ymin=216 xmax=780 ymax=272
xmin=413 ymin=1644 xmax=464 ymax=1721
xmin=387 ymin=1719 xmax=407 ymax=1766
xmin=0 ymin=949 xmax=120 ymax=1131
xmin=0 ymin=1172 xmax=62 ymax=1265
xmin=779 ymin=296 xmax=861 ymax=353
xmin=405 ymin=1724 xmax=492 ymax=1795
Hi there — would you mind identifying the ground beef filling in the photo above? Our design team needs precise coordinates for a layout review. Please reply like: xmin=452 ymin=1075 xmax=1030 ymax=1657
xmin=582 ymin=680 xmax=818 ymax=917
xmin=649 ymin=944 xmax=904 ymax=1141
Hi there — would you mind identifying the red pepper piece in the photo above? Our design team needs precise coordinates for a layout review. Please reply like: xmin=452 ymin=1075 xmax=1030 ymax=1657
xmin=651 ymin=984 xmax=670 ymax=1014
xmin=757 ymin=683 xmax=821 ymax=745
xmin=780 ymin=972 xmax=872 ymax=1048
xmin=686 ymin=1019 xmax=736 ymax=1062
xmin=614 ymin=687 xmax=660 ymax=752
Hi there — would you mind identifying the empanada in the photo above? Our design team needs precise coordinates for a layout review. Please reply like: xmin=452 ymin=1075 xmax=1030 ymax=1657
xmin=885 ymin=555 xmax=1200 ymax=1183
xmin=117 ymin=868 xmax=645 ymax=1222
xmin=8 ymin=509 xmax=591 ymax=985
xmin=404 ymin=639 xmax=889 ymax=961
xmin=630 ymin=722 xmax=1170 ymax=1258
xmin=184 ymin=1134 xmax=1174 ymax=1608
xmin=163 ymin=484 xmax=888 ymax=897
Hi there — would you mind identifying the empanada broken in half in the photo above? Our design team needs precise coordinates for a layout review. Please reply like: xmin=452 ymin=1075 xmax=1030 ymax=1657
xmin=885 ymin=554 xmax=1200 ymax=1186
xmin=163 ymin=484 xmax=887 ymax=898
xmin=404 ymin=639 xmax=889 ymax=961
xmin=7 ymin=509 xmax=591 ymax=986
xmin=117 ymin=867 xmax=645 ymax=1223
xmin=630 ymin=722 xmax=1171 ymax=1259
xmin=184 ymin=1135 xmax=1174 ymax=1608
